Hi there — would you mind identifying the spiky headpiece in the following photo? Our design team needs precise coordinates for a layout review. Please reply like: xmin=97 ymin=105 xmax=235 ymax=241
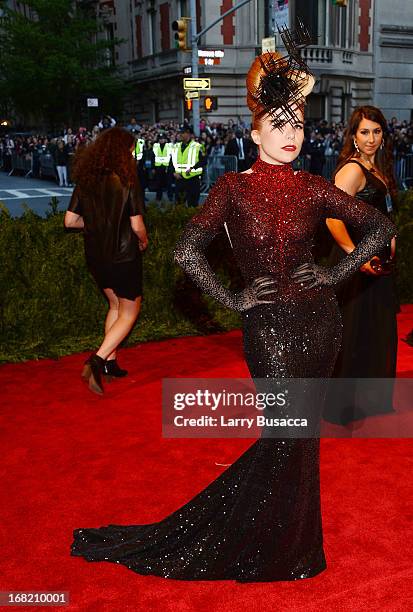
xmin=251 ymin=19 xmax=316 ymax=130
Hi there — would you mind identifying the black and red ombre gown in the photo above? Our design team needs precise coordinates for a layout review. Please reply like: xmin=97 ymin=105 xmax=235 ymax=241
xmin=71 ymin=158 xmax=395 ymax=582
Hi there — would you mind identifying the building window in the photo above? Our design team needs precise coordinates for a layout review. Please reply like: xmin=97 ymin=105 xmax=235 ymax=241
xmin=135 ymin=15 xmax=143 ymax=58
xmin=179 ymin=0 xmax=188 ymax=18
xmin=347 ymin=0 xmax=356 ymax=49
xmin=317 ymin=0 xmax=327 ymax=46
xmin=160 ymin=2 xmax=170 ymax=51
xmin=104 ymin=23 xmax=115 ymax=66
xmin=148 ymin=9 xmax=157 ymax=55
xmin=296 ymin=0 xmax=318 ymax=41
xmin=306 ymin=94 xmax=325 ymax=121
xmin=341 ymin=93 xmax=351 ymax=122
xmin=196 ymin=0 xmax=201 ymax=32
xmin=329 ymin=2 xmax=348 ymax=48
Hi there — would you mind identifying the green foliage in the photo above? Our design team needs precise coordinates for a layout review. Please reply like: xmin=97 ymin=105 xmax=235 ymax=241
xmin=0 ymin=192 xmax=412 ymax=364
xmin=0 ymin=0 xmax=128 ymax=127
xmin=0 ymin=202 xmax=240 ymax=363
xmin=394 ymin=190 xmax=413 ymax=303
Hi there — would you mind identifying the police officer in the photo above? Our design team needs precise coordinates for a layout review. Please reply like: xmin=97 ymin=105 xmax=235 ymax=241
xmin=171 ymin=126 xmax=206 ymax=207
xmin=134 ymin=131 xmax=147 ymax=200
xmin=134 ymin=133 xmax=145 ymax=162
xmin=153 ymin=132 xmax=174 ymax=201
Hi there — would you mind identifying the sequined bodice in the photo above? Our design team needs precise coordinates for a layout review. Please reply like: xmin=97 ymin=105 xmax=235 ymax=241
xmin=171 ymin=157 xmax=396 ymax=313
xmin=222 ymin=160 xmax=323 ymax=285
xmin=187 ymin=157 xmax=394 ymax=291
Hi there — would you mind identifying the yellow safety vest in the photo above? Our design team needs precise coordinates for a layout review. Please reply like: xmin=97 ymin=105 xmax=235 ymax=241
xmin=134 ymin=138 xmax=145 ymax=161
xmin=153 ymin=142 xmax=173 ymax=167
xmin=171 ymin=142 xmax=203 ymax=179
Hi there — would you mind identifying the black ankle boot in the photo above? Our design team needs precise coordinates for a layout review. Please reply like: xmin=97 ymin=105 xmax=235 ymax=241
xmin=103 ymin=359 xmax=128 ymax=381
xmin=81 ymin=354 xmax=105 ymax=395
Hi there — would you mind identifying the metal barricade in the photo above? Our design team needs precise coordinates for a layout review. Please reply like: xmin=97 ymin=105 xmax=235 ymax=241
xmin=204 ymin=153 xmax=413 ymax=191
xmin=395 ymin=154 xmax=413 ymax=189
xmin=322 ymin=155 xmax=338 ymax=180
xmin=205 ymin=155 xmax=238 ymax=190
xmin=39 ymin=153 xmax=57 ymax=179
xmin=8 ymin=153 xmax=33 ymax=177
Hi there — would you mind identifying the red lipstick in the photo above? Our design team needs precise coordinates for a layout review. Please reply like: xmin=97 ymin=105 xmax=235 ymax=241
xmin=282 ymin=145 xmax=297 ymax=151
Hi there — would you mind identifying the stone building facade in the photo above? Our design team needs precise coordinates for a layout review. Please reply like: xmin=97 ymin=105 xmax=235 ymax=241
xmin=7 ymin=1 xmax=412 ymax=123
xmin=373 ymin=0 xmax=413 ymax=121
xmin=102 ymin=0 xmax=411 ymax=124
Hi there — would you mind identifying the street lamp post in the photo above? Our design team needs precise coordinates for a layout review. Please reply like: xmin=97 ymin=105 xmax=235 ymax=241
xmin=189 ymin=0 xmax=253 ymax=136
xmin=189 ymin=0 xmax=200 ymax=136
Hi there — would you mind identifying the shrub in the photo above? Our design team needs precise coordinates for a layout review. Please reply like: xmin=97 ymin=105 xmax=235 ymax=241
xmin=0 ymin=202 xmax=240 ymax=362
xmin=0 ymin=191 xmax=411 ymax=363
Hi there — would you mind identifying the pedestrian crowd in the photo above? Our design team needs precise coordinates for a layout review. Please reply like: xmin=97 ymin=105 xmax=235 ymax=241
xmin=1 ymin=114 xmax=412 ymax=201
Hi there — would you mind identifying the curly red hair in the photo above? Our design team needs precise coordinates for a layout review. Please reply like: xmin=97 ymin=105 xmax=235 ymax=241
xmin=71 ymin=127 xmax=137 ymax=191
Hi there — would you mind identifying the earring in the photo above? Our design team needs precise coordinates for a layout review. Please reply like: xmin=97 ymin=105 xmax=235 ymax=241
xmin=380 ymin=140 xmax=384 ymax=150
xmin=353 ymin=139 xmax=360 ymax=153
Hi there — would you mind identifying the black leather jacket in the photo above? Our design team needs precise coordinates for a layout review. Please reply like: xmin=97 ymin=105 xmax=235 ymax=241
xmin=68 ymin=173 xmax=144 ymax=264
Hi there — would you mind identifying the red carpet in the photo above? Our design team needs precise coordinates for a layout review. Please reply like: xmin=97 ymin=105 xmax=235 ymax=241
xmin=1 ymin=306 xmax=412 ymax=611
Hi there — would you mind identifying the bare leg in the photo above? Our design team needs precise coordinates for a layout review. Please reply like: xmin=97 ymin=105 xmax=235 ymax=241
xmin=96 ymin=292 xmax=141 ymax=360
xmin=103 ymin=288 xmax=120 ymax=361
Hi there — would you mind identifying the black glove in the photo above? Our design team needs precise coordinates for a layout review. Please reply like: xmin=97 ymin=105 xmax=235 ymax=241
xmin=232 ymin=277 xmax=277 ymax=312
xmin=174 ymin=222 xmax=277 ymax=312
xmin=292 ymin=263 xmax=334 ymax=289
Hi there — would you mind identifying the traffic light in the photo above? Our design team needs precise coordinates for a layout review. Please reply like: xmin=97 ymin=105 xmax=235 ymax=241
xmin=203 ymin=96 xmax=218 ymax=111
xmin=172 ymin=19 xmax=188 ymax=50
xmin=185 ymin=99 xmax=193 ymax=111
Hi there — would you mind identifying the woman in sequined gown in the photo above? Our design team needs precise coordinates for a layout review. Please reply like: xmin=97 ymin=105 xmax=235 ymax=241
xmin=71 ymin=52 xmax=396 ymax=582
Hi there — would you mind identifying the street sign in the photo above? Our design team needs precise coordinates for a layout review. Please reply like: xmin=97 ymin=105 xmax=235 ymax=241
xmin=199 ymin=58 xmax=221 ymax=66
xmin=86 ymin=98 xmax=99 ymax=107
xmin=185 ymin=90 xmax=200 ymax=100
xmin=183 ymin=66 xmax=192 ymax=75
xmin=198 ymin=49 xmax=224 ymax=58
xmin=183 ymin=78 xmax=211 ymax=90
xmin=261 ymin=37 xmax=276 ymax=53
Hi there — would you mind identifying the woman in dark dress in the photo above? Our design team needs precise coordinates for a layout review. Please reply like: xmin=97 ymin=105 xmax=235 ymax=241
xmin=64 ymin=127 xmax=148 ymax=395
xmin=70 ymin=47 xmax=396 ymax=581
xmin=323 ymin=106 xmax=398 ymax=425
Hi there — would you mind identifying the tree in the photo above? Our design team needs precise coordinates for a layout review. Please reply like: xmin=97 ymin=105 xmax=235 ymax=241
xmin=0 ymin=0 xmax=128 ymax=128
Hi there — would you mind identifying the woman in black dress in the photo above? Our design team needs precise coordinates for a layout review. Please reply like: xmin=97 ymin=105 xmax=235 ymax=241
xmin=70 ymin=46 xmax=396 ymax=581
xmin=64 ymin=127 xmax=148 ymax=395
xmin=323 ymin=106 xmax=398 ymax=425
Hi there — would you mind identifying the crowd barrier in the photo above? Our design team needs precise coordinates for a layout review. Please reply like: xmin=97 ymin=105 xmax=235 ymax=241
xmin=208 ymin=154 xmax=413 ymax=189
xmin=8 ymin=153 xmax=33 ymax=177
xmin=38 ymin=153 xmax=58 ymax=179
xmin=204 ymin=155 xmax=238 ymax=190
xmin=1 ymin=150 xmax=413 ymax=192
xmin=4 ymin=152 xmax=58 ymax=179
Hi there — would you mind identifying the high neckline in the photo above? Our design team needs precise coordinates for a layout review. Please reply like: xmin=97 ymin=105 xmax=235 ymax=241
xmin=251 ymin=157 xmax=294 ymax=175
